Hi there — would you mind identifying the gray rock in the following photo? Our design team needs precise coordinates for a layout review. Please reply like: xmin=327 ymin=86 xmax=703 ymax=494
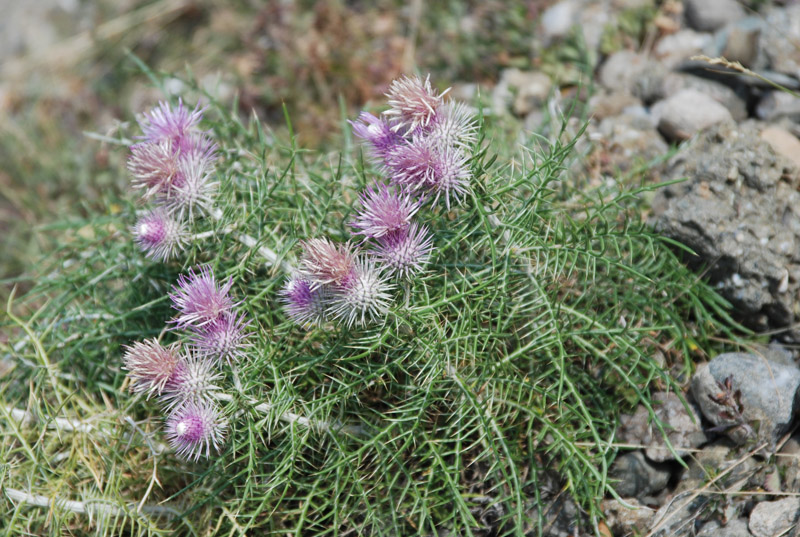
xmin=676 ymin=438 xmax=757 ymax=493
xmin=714 ymin=17 xmax=764 ymax=69
xmin=698 ymin=519 xmax=753 ymax=537
xmin=780 ymin=435 xmax=800 ymax=491
xmin=601 ymin=498 xmax=655 ymax=536
xmin=648 ymin=495 xmax=710 ymax=537
xmin=618 ymin=391 xmax=707 ymax=462
xmin=597 ymin=113 xmax=668 ymax=171
xmin=761 ymin=5 xmax=800 ymax=77
xmin=660 ymin=72 xmax=748 ymax=121
xmin=685 ymin=0 xmax=746 ymax=32
xmin=588 ymin=91 xmax=642 ymax=119
xmin=654 ymin=88 xmax=734 ymax=141
xmin=598 ymin=50 xmax=657 ymax=95
xmin=492 ymin=69 xmax=552 ymax=117
xmin=691 ymin=353 xmax=800 ymax=447
xmin=749 ymin=497 xmax=800 ymax=537
xmin=539 ymin=0 xmax=581 ymax=42
xmin=757 ymin=91 xmax=800 ymax=123
xmin=609 ymin=451 xmax=673 ymax=498
xmin=650 ymin=122 xmax=800 ymax=333
xmin=653 ymin=29 xmax=713 ymax=69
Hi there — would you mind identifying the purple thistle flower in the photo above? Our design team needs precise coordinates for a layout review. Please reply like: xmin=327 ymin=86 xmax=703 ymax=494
xmin=299 ymin=238 xmax=358 ymax=288
xmin=127 ymin=140 xmax=181 ymax=200
xmin=328 ymin=258 xmax=393 ymax=328
xmin=384 ymin=74 xmax=449 ymax=135
xmin=170 ymin=266 xmax=236 ymax=328
xmin=349 ymin=111 xmax=403 ymax=162
xmin=189 ymin=312 xmax=251 ymax=365
xmin=160 ymin=153 xmax=218 ymax=218
xmin=385 ymin=137 xmax=470 ymax=210
xmin=132 ymin=208 xmax=187 ymax=262
xmin=280 ymin=275 xmax=330 ymax=327
xmin=351 ymin=184 xmax=420 ymax=239
xmin=427 ymin=101 xmax=478 ymax=150
xmin=372 ymin=222 xmax=433 ymax=278
xmin=165 ymin=400 xmax=227 ymax=461
xmin=176 ymin=131 xmax=218 ymax=161
xmin=122 ymin=339 xmax=181 ymax=399
xmin=161 ymin=353 xmax=222 ymax=410
xmin=139 ymin=99 xmax=204 ymax=145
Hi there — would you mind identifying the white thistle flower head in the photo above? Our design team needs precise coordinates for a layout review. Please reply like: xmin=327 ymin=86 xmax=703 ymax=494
xmin=161 ymin=153 xmax=218 ymax=219
xmin=328 ymin=257 xmax=394 ymax=328
xmin=384 ymin=74 xmax=450 ymax=136
xmin=122 ymin=339 xmax=181 ymax=399
xmin=160 ymin=353 xmax=223 ymax=411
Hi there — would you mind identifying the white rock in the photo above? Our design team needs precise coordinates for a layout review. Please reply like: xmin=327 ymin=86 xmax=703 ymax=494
xmin=655 ymin=89 xmax=733 ymax=142
xmin=749 ymin=498 xmax=800 ymax=537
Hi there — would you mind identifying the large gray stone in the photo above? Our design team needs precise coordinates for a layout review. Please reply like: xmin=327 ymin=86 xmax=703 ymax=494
xmin=698 ymin=519 xmax=752 ymax=537
xmin=749 ymin=497 xmax=800 ymax=537
xmin=685 ymin=0 xmax=746 ymax=32
xmin=654 ymin=88 xmax=733 ymax=142
xmin=650 ymin=123 xmax=800 ymax=333
xmin=618 ymin=391 xmax=707 ymax=462
xmin=691 ymin=353 xmax=800 ymax=447
xmin=609 ymin=451 xmax=673 ymax=499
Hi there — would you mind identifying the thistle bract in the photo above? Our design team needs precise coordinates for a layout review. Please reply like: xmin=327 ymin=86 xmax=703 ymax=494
xmin=170 ymin=266 xmax=236 ymax=328
xmin=280 ymin=275 xmax=330 ymax=327
xmin=384 ymin=74 xmax=448 ymax=135
xmin=300 ymin=238 xmax=358 ymax=288
xmin=351 ymin=184 xmax=420 ymax=239
xmin=139 ymin=99 xmax=204 ymax=145
xmin=189 ymin=312 xmax=251 ymax=364
xmin=372 ymin=222 xmax=433 ymax=278
xmin=165 ymin=400 xmax=227 ymax=461
xmin=328 ymin=258 xmax=393 ymax=327
xmin=160 ymin=354 xmax=222 ymax=410
xmin=132 ymin=208 xmax=186 ymax=261
xmin=122 ymin=339 xmax=181 ymax=399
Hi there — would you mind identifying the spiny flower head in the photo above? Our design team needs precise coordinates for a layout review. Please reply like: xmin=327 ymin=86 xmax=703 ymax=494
xmin=329 ymin=258 xmax=393 ymax=327
xmin=386 ymin=137 xmax=471 ymax=210
xmin=384 ymin=74 xmax=449 ymax=135
xmin=132 ymin=208 xmax=187 ymax=262
xmin=189 ymin=312 xmax=251 ymax=365
xmin=161 ymin=353 xmax=222 ymax=410
xmin=351 ymin=184 xmax=420 ymax=239
xmin=372 ymin=222 xmax=433 ymax=278
xmin=160 ymin=153 xmax=218 ymax=218
xmin=300 ymin=238 xmax=358 ymax=288
xmin=127 ymin=140 xmax=181 ymax=199
xmin=280 ymin=275 xmax=330 ymax=327
xmin=122 ymin=339 xmax=181 ymax=399
xmin=349 ymin=111 xmax=403 ymax=162
xmin=426 ymin=101 xmax=479 ymax=150
xmin=139 ymin=99 xmax=204 ymax=145
xmin=170 ymin=266 xmax=236 ymax=328
xmin=165 ymin=400 xmax=227 ymax=461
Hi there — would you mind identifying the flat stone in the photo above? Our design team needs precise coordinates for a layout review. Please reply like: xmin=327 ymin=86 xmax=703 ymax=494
xmin=618 ymin=391 xmax=707 ymax=462
xmin=698 ymin=518 xmax=753 ymax=537
xmin=685 ymin=0 xmax=746 ymax=32
xmin=691 ymin=353 xmax=800 ymax=447
xmin=761 ymin=126 xmax=800 ymax=170
xmin=654 ymin=89 xmax=733 ymax=142
xmin=601 ymin=498 xmax=655 ymax=536
xmin=609 ymin=451 xmax=673 ymax=499
xmin=749 ymin=497 xmax=800 ymax=537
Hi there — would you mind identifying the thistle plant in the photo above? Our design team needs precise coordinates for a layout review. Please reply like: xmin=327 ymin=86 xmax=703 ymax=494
xmin=2 ymin=68 xmax=737 ymax=536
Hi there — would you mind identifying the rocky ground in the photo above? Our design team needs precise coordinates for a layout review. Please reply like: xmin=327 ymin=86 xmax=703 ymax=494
xmin=6 ymin=0 xmax=800 ymax=535
xmin=485 ymin=0 xmax=800 ymax=535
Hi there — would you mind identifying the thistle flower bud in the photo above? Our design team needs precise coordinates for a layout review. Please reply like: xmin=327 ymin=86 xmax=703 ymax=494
xmin=161 ymin=153 xmax=218 ymax=218
xmin=122 ymin=339 xmax=181 ymax=399
xmin=165 ymin=400 xmax=227 ymax=461
xmin=189 ymin=312 xmax=251 ymax=365
xmin=280 ymin=275 xmax=330 ymax=327
xmin=329 ymin=258 xmax=393 ymax=327
xmin=372 ymin=222 xmax=433 ymax=278
xmin=351 ymin=184 xmax=420 ymax=239
xmin=127 ymin=140 xmax=180 ymax=199
xmin=349 ymin=112 xmax=403 ymax=162
xmin=132 ymin=208 xmax=187 ymax=262
xmin=170 ymin=266 xmax=236 ymax=328
xmin=161 ymin=354 xmax=222 ymax=410
xmin=427 ymin=101 xmax=478 ymax=150
xmin=385 ymin=137 xmax=470 ymax=210
xmin=139 ymin=99 xmax=204 ymax=145
xmin=299 ymin=238 xmax=358 ymax=288
xmin=384 ymin=74 xmax=449 ymax=135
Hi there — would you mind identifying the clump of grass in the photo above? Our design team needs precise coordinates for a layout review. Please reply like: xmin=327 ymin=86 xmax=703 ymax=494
xmin=0 ymin=66 xmax=734 ymax=536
